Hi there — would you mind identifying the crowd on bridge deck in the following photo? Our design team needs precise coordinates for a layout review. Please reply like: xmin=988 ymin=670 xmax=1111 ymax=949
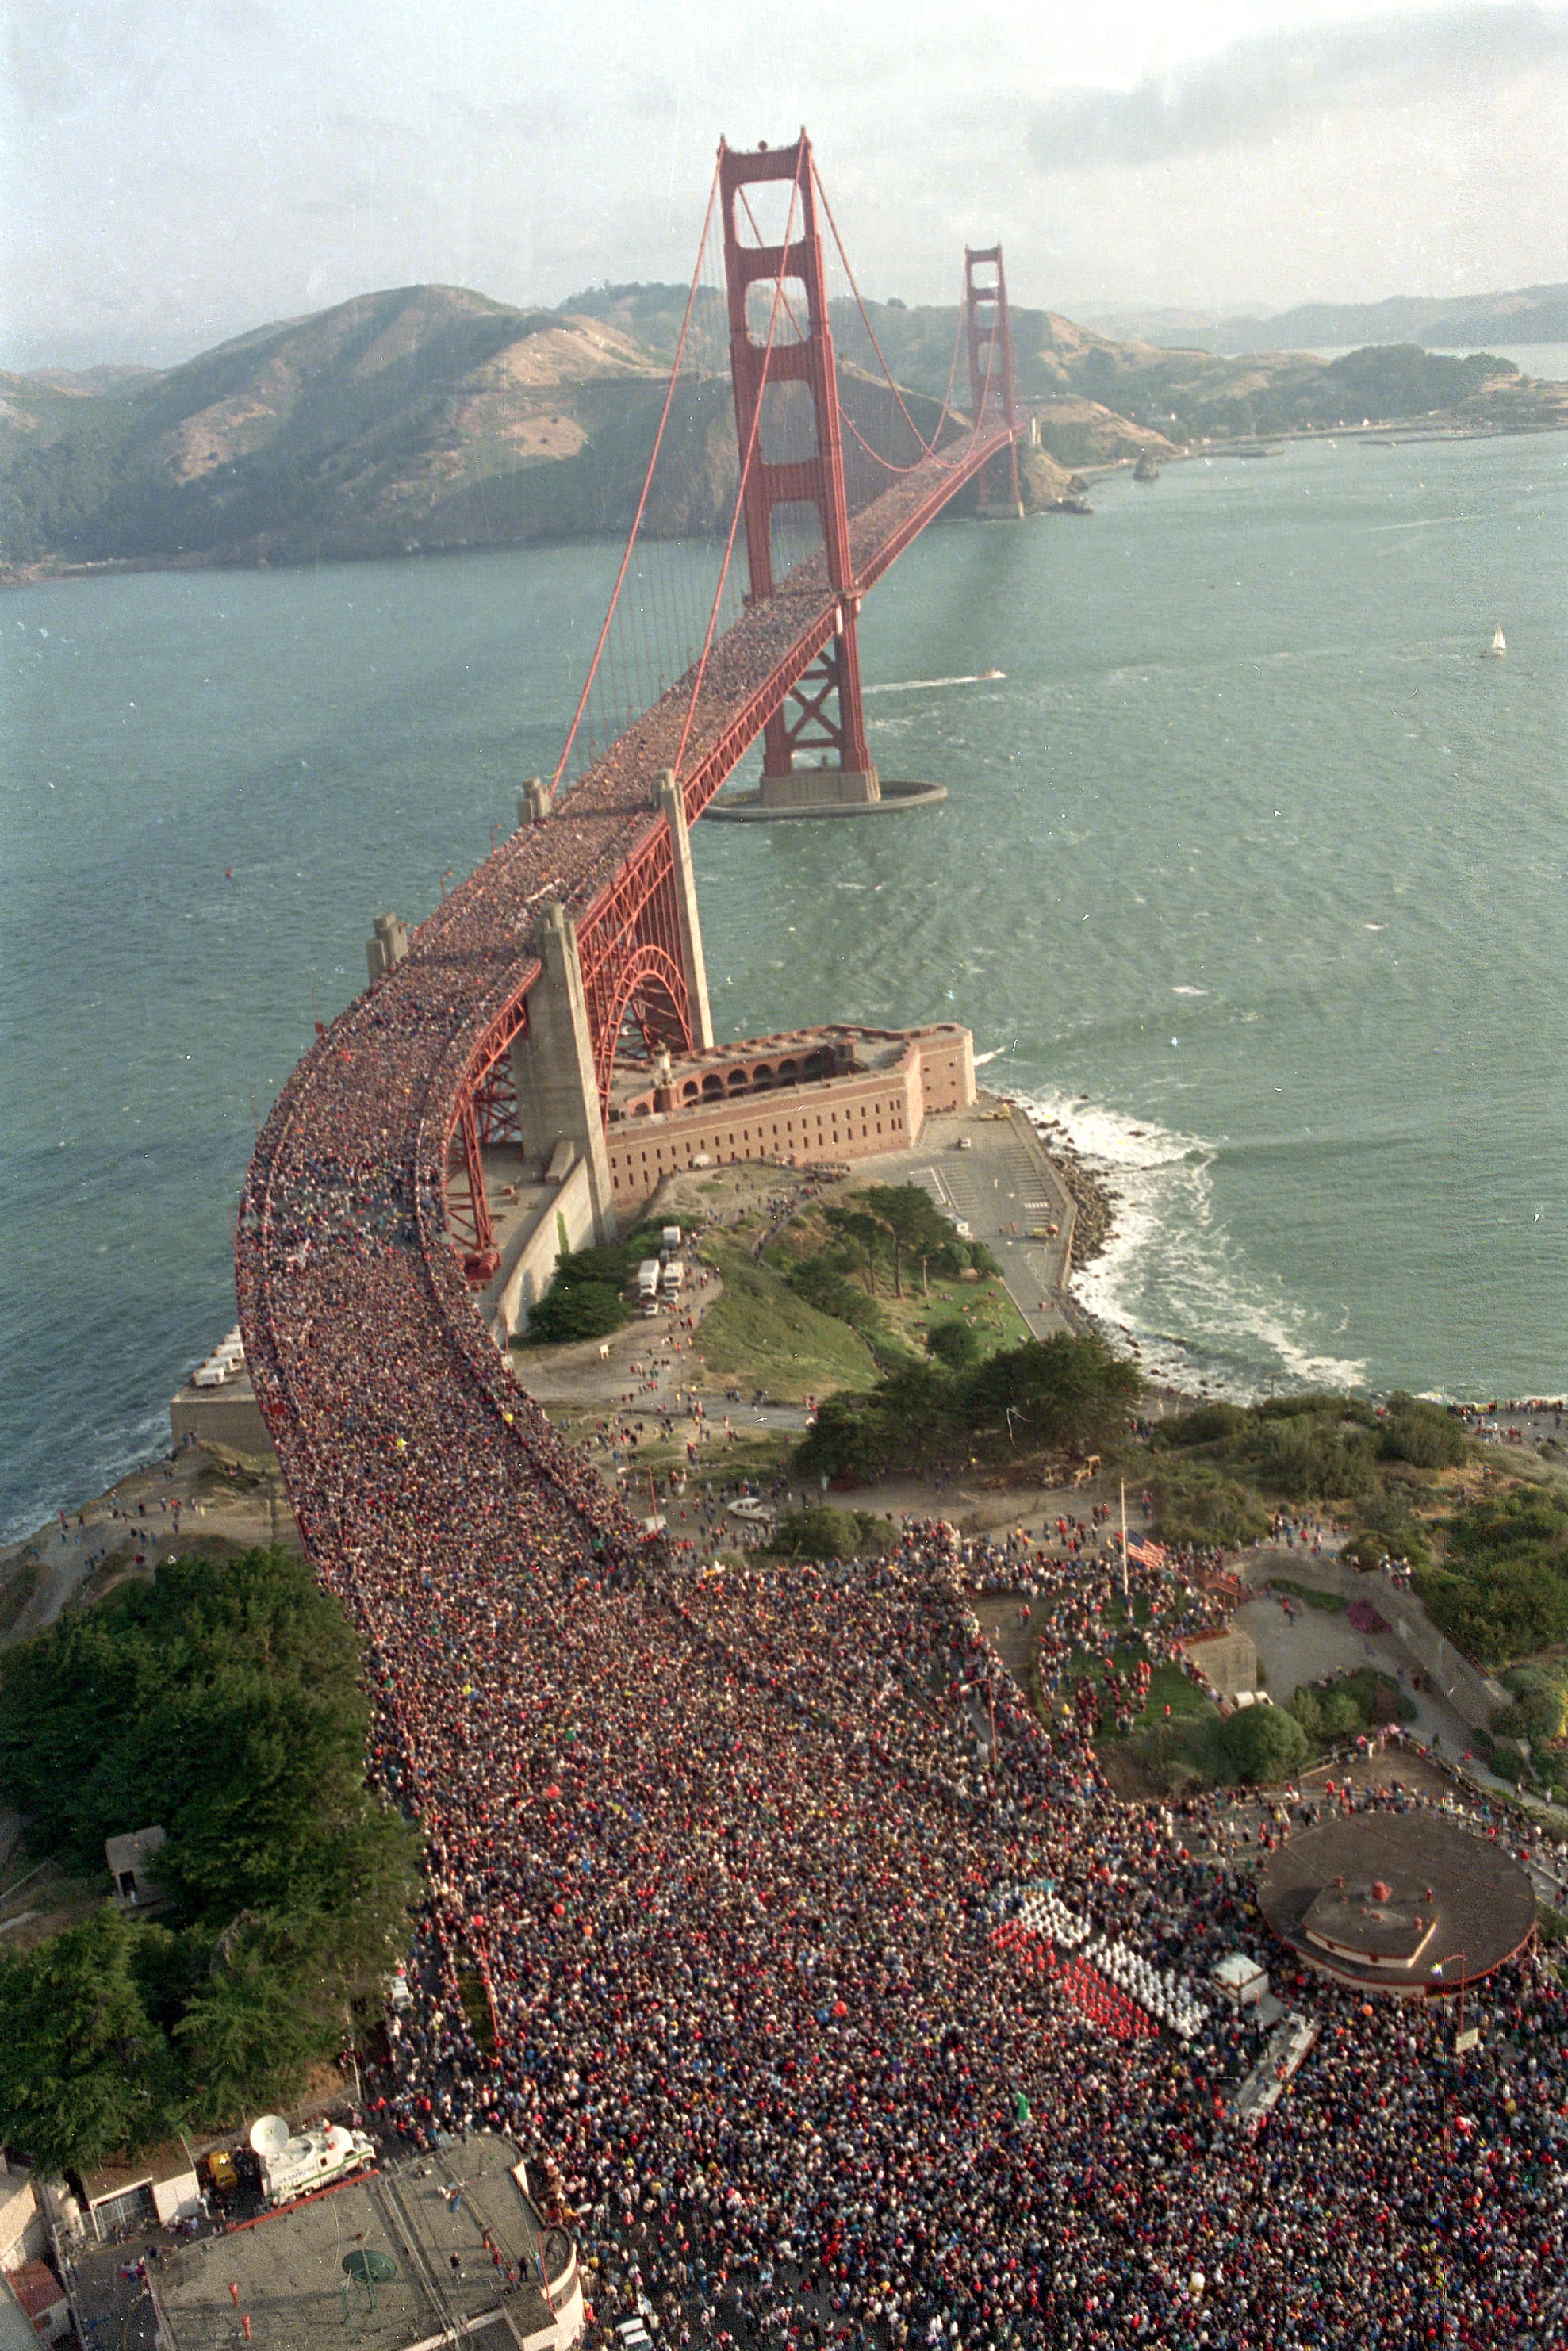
xmin=233 ymin=462 xmax=1568 ymax=2348
xmin=342 ymin=1517 xmax=1568 ymax=2351
xmin=239 ymin=1043 xmax=1568 ymax=2351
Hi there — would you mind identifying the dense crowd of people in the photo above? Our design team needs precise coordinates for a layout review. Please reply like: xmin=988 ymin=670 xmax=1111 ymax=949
xmin=233 ymin=628 xmax=1568 ymax=2351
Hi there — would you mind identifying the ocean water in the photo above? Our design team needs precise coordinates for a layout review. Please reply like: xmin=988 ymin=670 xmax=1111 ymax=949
xmin=2 ymin=430 xmax=1564 ymax=1536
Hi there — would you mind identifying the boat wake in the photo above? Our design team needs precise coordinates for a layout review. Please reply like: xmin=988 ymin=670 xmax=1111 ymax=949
xmin=1018 ymin=1089 xmax=1367 ymax=1402
xmin=865 ymin=671 xmax=1005 ymax=695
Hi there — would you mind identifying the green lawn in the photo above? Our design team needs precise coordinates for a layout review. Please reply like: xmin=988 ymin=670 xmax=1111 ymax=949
xmin=901 ymin=1274 xmax=1032 ymax=1358
xmin=1041 ymin=1640 xmax=1214 ymax=1735
xmin=1267 ymin=1577 xmax=1348 ymax=1613
xmin=696 ymin=1245 xmax=880 ymax=1403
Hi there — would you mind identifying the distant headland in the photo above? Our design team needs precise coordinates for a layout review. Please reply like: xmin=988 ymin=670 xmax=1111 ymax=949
xmin=2 ymin=280 xmax=1565 ymax=583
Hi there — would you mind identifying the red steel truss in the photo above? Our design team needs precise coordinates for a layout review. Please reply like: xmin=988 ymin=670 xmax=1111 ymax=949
xmin=575 ymin=823 xmax=694 ymax=1103
xmin=381 ymin=142 xmax=1025 ymax=1283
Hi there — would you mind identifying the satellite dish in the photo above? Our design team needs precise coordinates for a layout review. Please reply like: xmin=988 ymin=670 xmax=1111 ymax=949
xmin=250 ymin=2114 xmax=290 ymax=2160
xmin=343 ymin=2249 xmax=398 ymax=2284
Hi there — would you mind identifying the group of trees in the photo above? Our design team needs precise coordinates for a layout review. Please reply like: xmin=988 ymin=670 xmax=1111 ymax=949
xmin=1146 ymin=1390 xmax=1466 ymax=1551
xmin=765 ymin=1184 xmax=998 ymax=1374
xmin=0 ymin=1549 xmax=418 ymax=2173
xmin=1288 ymin=1667 xmax=1416 ymax=1746
xmin=1417 ymin=1486 xmax=1568 ymax=1665
xmin=796 ymin=1329 xmax=1141 ymax=1482
xmin=519 ymin=1222 xmax=665 ymax=1345
xmin=818 ymin=1185 xmax=992 ymax=1300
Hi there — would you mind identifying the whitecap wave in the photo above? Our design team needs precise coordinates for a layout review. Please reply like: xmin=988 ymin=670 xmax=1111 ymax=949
xmin=1017 ymin=1089 xmax=1368 ymax=1402
xmin=973 ymin=1046 xmax=1006 ymax=1066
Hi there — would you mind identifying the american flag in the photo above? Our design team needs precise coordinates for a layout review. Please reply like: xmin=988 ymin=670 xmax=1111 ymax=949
xmin=1125 ymin=1536 xmax=1168 ymax=1570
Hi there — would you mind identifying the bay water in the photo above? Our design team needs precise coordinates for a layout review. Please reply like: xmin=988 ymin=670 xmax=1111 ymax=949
xmin=2 ymin=429 xmax=1563 ymax=1538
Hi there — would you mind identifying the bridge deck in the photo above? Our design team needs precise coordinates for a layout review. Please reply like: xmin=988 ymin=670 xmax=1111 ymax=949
xmin=237 ymin=420 xmax=1014 ymax=1574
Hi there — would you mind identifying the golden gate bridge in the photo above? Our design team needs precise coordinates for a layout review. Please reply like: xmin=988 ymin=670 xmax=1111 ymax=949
xmin=237 ymin=133 xmax=1022 ymax=1569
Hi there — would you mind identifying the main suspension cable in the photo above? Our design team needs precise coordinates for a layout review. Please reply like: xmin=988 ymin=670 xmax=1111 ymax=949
xmin=552 ymin=157 xmax=723 ymax=793
xmin=671 ymin=161 xmax=805 ymax=787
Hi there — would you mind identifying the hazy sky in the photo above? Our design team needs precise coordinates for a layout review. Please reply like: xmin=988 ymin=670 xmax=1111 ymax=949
xmin=3 ymin=0 xmax=1565 ymax=368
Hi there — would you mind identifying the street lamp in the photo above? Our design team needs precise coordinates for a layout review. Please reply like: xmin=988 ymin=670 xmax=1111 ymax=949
xmin=1431 ymin=1949 xmax=1472 ymax=2050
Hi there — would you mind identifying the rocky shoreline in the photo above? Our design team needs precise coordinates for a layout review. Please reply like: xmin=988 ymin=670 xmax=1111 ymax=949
xmin=1025 ymin=1111 xmax=1118 ymax=1269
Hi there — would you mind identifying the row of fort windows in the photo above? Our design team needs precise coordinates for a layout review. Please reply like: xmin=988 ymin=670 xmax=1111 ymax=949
xmin=607 ymin=1095 xmax=907 ymax=1191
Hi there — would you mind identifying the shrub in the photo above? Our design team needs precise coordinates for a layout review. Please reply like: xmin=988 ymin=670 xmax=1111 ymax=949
xmin=1151 ymin=1402 xmax=1248 ymax=1449
xmin=1290 ymin=1687 xmax=1325 ymax=1740
xmin=1500 ymin=1663 xmax=1568 ymax=1746
xmin=928 ymin=1319 xmax=982 ymax=1371
xmin=1129 ymin=1712 xmax=1228 ymax=1795
xmin=765 ymin=1507 xmax=899 ymax=1560
xmin=1256 ymin=1392 xmax=1376 ymax=1426
xmin=1289 ymin=1668 xmax=1416 ymax=1746
xmin=1348 ymin=1486 xmax=1433 ymax=1569
xmin=1219 ymin=1702 xmax=1309 ymax=1785
xmin=1379 ymin=1393 xmax=1467 ymax=1470
xmin=1242 ymin=1413 xmax=1377 ymax=1501
xmin=1320 ymin=1688 xmax=1364 ymax=1738
xmin=521 ymin=1279 xmax=628 ymax=1344
xmin=1417 ymin=1487 xmax=1568 ymax=1663
xmin=1151 ymin=1463 xmax=1272 ymax=1549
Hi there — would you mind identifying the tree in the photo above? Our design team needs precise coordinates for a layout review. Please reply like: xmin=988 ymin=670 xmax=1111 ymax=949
xmin=1218 ymin=1702 xmax=1309 ymax=1785
xmin=0 ymin=1909 xmax=178 ymax=2173
xmin=964 ymin=1333 xmax=1141 ymax=1448
xmin=0 ymin=1548 xmax=419 ymax=2168
xmin=825 ymin=1207 xmax=884 ymax=1296
xmin=928 ymin=1320 xmax=981 ymax=1371
xmin=523 ymin=1279 xmax=628 ymax=1344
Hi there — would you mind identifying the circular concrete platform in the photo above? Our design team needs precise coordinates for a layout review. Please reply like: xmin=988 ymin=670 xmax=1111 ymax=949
xmin=703 ymin=780 xmax=948 ymax=823
xmin=1257 ymin=1810 xmax=1535 ymax=1993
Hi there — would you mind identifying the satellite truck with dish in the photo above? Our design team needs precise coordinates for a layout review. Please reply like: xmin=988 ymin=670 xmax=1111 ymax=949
xmin=248 ymin=2111 xmax=377 ymax=2207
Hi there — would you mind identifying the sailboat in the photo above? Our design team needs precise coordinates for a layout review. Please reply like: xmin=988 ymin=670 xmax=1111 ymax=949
xmin=1480 ymin=625 xmax=1506 ymax=658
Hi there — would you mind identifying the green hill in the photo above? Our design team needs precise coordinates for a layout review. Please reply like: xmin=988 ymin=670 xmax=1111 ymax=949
xmin=5 ymin=278 xmax=1562 ymax=578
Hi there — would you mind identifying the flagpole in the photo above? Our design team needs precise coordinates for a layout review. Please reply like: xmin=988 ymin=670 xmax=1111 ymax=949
xmin=1121 ymin=1478 xmax=1129 ymax=1605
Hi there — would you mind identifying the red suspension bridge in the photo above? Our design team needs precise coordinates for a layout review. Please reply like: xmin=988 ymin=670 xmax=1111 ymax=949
xmin=237 ymin=135 xmax=1022 ymax=1574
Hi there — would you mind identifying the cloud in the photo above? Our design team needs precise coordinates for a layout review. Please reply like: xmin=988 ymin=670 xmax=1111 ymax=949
xmin=1028 ymin=3 xmax=1568 ymax=171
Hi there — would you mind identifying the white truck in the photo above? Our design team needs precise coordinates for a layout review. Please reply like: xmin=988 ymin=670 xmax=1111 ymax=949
xmin=659 ymin=1257 xmax=685 ymax=1298
xmin=637 ymin=1258 xmax=661 ymax=1302
xmin=248 ymin=2114 xmax=376 ymax=2207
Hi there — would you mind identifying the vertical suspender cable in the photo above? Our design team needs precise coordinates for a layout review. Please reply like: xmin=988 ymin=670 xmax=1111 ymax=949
xmin=552 ymin=158 xmax=723 ymax=792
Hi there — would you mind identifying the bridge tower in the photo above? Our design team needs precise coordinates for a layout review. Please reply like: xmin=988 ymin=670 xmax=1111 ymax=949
xmin=964 ymin=246 xmax=1022 ymax=516
xmin=719 ymin=136 xmax=881 ymax=811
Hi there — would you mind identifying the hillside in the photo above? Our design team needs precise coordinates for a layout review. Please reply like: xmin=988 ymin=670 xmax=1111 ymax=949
xmin=3 ymin=280 xmax=1563 ymax=578
xmin=1084 ymin=282 xmax=1568 ymax=355
xmin=0 ymin=285 xmax=680 ymax=571
xmin=0 ymin=281 xmax=1078 ymax=577
xmin=803 ymin=296 xmax=1568 ymax=457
